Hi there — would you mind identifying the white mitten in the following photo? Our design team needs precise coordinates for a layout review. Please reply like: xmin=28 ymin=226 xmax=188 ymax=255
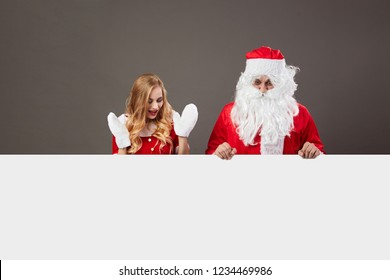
xmin=172 ymin=103 xmax=198 ymax=137
xmin=107 ymin=112 xmax=131 ymax=148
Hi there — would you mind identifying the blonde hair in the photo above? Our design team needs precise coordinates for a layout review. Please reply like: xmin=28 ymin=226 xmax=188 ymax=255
xmin=124 ymin=73 xmax=173 ymax=154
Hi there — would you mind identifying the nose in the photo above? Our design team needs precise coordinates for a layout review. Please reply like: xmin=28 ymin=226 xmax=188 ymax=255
xmin=256 ymin=83 xmax=268 ymax=93
xmin=150 ymin=101 xmax=159 ymax=110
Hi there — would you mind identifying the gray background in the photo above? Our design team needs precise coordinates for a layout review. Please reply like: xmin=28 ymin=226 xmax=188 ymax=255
xmin=1 ymin=0 xmax=389 ymax=154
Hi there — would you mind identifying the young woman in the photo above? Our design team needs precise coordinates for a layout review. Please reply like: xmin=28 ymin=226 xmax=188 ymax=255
xmin=107 ymin=73 xmax=198 ymax=154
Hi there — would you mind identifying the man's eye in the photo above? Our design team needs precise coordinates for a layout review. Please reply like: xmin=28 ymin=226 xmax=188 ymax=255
xmin=254 ymin=79 xmax=261 ymax=85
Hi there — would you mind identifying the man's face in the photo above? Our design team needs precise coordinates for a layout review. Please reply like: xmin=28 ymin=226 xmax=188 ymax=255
xmin=253 ymin=75 xmax=274 ymax=94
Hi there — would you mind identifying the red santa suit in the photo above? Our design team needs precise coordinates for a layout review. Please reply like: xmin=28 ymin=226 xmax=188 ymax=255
xmin=205 ymin=102 xmax=325 ymax=155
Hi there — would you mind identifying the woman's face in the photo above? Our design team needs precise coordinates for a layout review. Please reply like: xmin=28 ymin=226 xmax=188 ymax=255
xmin=146 ymin=86 xmax=164 ymax=120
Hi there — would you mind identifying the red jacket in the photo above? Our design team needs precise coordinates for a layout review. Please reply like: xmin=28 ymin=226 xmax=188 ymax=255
xmin=205 ymin=102 xmax=325 ymax=155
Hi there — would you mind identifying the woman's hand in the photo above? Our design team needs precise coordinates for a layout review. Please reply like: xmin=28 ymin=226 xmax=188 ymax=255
xmin=173 ymin=104 xmax=198 ymax=137
xmin=107 ymin=112 xmax=131 ymax=148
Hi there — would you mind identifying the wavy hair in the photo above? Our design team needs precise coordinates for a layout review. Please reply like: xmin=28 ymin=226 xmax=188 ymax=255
xmin=124 ymin=73 xmax=173 ymax=154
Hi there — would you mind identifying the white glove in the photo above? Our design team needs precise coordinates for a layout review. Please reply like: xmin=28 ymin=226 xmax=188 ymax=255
xmin=172 ymin=103 xmax=198 ymax=137
xmin=107 ymin=112 xmax=131 ymax=148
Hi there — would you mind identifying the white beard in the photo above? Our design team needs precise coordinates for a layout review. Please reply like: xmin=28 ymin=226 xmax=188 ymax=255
xmin=231 ymin=74 xmax=299 ymax=154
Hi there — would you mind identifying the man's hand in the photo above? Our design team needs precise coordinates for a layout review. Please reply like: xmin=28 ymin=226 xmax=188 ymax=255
xmin=214 ymin=142 xmax=237 ymax=160
xmin=173 ymin=103 xmax=198 ymax=137
xmin=107 ymin=112 xmax=131 ymax=148
xmin=298 ymin=142 xmax=322 ymax=159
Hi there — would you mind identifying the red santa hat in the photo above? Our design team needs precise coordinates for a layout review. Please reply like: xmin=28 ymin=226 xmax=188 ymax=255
xmin=243 ymin=46 xmax=286 ymax=77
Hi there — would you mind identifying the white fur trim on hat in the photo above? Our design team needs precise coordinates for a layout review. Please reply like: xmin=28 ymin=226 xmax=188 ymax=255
xmin=244 ymin=58 xmax=286 ymax=77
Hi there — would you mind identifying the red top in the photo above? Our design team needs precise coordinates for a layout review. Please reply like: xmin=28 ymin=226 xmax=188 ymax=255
xmin=205 ymin=102 xmax=325 ymax=155
xmin=112 ymin=128 xmax=179 ymax=154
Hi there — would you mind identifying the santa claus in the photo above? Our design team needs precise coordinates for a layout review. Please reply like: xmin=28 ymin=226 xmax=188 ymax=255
xmin=205 ymin=45 xmax=325 ymax=159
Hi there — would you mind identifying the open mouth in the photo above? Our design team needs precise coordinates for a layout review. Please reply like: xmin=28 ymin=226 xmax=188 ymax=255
xmin=148 ymin=110 xmax=158 ymax=117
